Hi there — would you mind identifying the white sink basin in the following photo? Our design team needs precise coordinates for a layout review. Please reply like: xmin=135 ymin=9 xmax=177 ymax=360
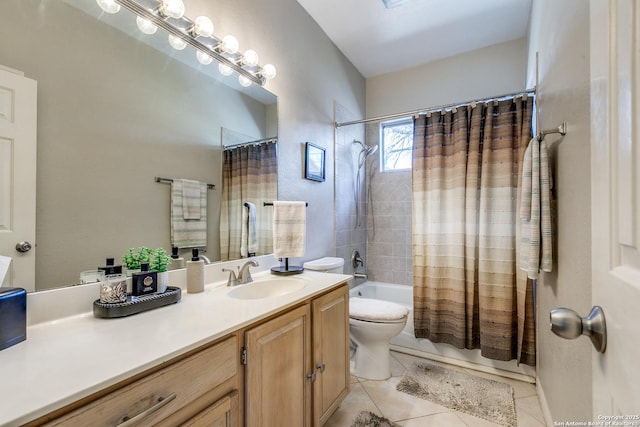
xmin=227 ymin=277 xmax=307 ymax=300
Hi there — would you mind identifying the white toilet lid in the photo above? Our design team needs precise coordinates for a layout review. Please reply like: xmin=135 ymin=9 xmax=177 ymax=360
xmin=349 ymin=297 xmax=409 ymax=322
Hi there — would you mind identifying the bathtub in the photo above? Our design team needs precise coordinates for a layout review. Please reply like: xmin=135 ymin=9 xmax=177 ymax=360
xmin=350 ymin=281 xmax=535 ymax=382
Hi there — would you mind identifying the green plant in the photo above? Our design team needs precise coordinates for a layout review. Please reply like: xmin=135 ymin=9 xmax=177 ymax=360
xmin=151 ymin=248 xmax=172 ymax=273
xmin=122 ymin=246 xmax=153 ymax=270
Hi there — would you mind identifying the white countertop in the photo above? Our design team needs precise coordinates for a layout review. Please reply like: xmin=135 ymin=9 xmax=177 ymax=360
xmin=0 ymin=269 xmax=351 ymax=427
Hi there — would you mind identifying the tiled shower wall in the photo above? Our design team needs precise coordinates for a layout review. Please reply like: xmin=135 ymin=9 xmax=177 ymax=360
xmin=364 ymin=122 xmax=413 ymax=286
xmin=334 ymin=103 xmax=366 ymax=278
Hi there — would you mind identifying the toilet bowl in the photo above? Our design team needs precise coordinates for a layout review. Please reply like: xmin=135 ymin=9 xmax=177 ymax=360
xmin=349 ymin=297 xmax=409 ymax=380
xmin=303 ymin=257 xmax=408 ymax=380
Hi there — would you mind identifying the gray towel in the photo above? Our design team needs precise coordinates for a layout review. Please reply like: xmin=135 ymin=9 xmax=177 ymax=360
xmin=171 ymin=179 xmax=207 ymax=248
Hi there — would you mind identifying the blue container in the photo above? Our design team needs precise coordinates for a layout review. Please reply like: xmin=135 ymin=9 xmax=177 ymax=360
xmin=0 ymin=287 xmax=26 ymax=351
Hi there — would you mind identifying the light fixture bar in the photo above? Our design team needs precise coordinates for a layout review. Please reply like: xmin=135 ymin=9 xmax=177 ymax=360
xmin=114 ymin=0 xmax=266 ymax=86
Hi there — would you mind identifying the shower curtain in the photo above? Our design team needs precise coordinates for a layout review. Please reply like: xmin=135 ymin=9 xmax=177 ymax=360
xmin=219 ymin=142 xmax=277 ymax=260
xmin=412 ymin=96 xmax=536 ymax=366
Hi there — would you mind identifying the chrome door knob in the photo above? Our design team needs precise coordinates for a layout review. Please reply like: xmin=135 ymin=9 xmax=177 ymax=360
xmin=15 ymin=241 xmax=32 ymax=252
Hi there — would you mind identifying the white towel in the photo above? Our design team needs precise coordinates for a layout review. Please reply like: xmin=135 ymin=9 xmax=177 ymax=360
xmin=241 ymin=202 xmax=258 ymax=257
xmin=171 ymin=179 xmax=207 ymax=248
xmin=272 ymin=201 xmax=306 ymax=258
xmin=181 ymin=179 xmax=202 ymax=220
xmin=519 ymin=138 xmax=553 ymax=278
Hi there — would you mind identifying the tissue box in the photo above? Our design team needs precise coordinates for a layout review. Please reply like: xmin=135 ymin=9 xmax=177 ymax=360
xmin=0 ymin=287 xmax=26 ymax=351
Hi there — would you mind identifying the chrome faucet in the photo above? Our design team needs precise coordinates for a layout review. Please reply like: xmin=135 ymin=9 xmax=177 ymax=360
xmin=239 ymin=260 xmax=259 ymax=284
xmin=222 ymin=259 xmax=260 ymax=286
xmin=200 ymin=255 xmax=212 ymax=265
xmin=222 ymin=268 xmax=240 ymax=286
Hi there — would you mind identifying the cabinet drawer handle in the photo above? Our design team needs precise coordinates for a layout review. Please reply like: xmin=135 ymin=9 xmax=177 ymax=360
xmin=316 ymin=363 xmax=326 ymax=373
xmin=116 ymin=392 xmax=177 ymax=427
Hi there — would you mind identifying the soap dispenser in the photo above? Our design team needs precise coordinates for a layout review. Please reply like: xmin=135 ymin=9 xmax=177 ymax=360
xmin=98 ymin=257 xmax=123 ymax=276
xmin=169 ymin=246 xmax=185 ymax=270
xmin=186 ymin=248 xmax=205 ymax=294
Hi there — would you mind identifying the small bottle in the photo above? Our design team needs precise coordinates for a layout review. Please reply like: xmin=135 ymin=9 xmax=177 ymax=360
xmin=169 ymin=246 xmax=185 ymax=270
xmin=131 ymin=262 xmax=157 ymax=296
xmin=186 ymin=248 xmax=205 ymax=294
xmin=98 ymin=257 xmax=123 ymax=276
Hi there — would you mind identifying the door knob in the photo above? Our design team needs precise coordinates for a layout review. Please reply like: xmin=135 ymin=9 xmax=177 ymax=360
xmin=15 ymin=241 xmax=32 ymax=253
xmin=549 ymin=306 xmax=606 ymax=353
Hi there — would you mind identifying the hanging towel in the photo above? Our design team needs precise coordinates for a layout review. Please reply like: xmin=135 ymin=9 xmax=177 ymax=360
xmin=182 ymin=179 xmax=202 ymax=220
xmin=171 ymin=179 xmax=208 ymax=248
xmin=272 ymin=201 xmax=306 ymax=258
xmin=241 ymin=202 xmax=259 ymax=257
xmin=519 ymin=138 xmax=553 ymax=279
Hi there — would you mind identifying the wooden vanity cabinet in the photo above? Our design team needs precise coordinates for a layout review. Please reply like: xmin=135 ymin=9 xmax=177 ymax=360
xmin=243 ymin=283 xmax=350 ymax=427
xmin=312 ymin=284 xmax=350 ymax=426
xmin=25 ymin=281 xmax=349 ymax=427
xmin=32 ymin=334 xmax=241 ymax=427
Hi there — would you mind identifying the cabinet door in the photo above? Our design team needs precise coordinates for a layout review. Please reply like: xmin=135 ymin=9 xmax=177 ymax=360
xmin=245 ymin=305 xmax=312 ymax=427
xmin=312 ymin=285 xmax=350 ymax=426
xmin=180 ymin=391 xmax=238 ymax=427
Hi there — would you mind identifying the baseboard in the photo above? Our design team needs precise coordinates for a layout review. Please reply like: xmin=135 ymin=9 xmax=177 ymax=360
xmin=390 ymin=344 xmax=536 ymax=384
xmin=536 ymin=377 xmax=554 ymax=426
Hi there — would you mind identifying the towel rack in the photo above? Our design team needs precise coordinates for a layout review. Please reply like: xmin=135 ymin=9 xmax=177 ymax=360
xmin=155 ymin=177 xmax=215 ymax=190
xmin=263 ymin=202 xmax=308 ymax=206
xmin=537 ymin=122 xmax=567 ymax=141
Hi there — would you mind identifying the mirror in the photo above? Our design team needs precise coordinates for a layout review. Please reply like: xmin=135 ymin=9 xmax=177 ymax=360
xmin=0 ymin=0 xmax=277 ymax=291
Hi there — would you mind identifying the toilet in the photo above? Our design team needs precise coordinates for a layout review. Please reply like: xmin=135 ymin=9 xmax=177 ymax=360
xmin=349 ymin=297 xmax=408 ymax=380
xmin=302 ymin=257 xmax=345 ymax=274
xmin=303 ymin=257 xmax=410 ymax=381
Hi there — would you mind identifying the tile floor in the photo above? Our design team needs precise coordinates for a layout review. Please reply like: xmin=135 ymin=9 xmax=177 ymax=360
xmin=324 ymin=351 xmax=547 ymax=427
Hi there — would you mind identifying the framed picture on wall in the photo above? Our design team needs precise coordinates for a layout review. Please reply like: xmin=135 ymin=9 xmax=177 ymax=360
xmin=305 ymin=142 xmax=326 ymax=182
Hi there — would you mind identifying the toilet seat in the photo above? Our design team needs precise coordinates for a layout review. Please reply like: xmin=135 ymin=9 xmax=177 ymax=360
xmin=349 ymin=297 xmax=409 ymax=323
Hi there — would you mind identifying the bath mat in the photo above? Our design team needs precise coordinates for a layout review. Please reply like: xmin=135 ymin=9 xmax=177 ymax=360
xmin=350 ymin=411 xmax=400 ymax=427
xmin=396 ymin=362 xmax=517 ymax=427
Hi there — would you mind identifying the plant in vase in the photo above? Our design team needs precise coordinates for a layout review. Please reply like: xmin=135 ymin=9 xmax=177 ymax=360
xmin=122 ymin=246 xmax=153 ymax=276
xmin=151 ymin=248 xmax=172 ymax=293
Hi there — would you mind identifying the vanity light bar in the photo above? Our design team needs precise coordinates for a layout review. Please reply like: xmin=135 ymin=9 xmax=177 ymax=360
xmin=112 ymin=0 xmax=269 ymax=86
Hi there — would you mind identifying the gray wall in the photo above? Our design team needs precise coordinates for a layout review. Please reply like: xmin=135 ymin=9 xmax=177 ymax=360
xmin=526 ymin=0 xmax=593 ymax=422
xmin=359 ymin=40 xmax=528 ymax=286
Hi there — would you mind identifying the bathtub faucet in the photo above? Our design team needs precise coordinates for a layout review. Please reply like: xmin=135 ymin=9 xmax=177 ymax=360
xmin=353 ymin=273 xmax=368 ymax=280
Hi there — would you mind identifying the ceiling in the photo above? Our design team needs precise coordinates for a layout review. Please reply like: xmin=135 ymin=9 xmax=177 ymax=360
xmin=295 ymin=0 xmax=533 ymax=78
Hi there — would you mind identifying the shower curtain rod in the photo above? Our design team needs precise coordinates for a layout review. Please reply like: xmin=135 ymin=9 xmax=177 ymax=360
xmin=223 ymin=137 xmax=277 ymax=150
xmin=334 ymin=88 xmax=536 ymax=128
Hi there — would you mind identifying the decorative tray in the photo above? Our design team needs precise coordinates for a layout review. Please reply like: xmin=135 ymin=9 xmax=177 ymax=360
xmin=93 ymin=286 xmax=182 ymax=318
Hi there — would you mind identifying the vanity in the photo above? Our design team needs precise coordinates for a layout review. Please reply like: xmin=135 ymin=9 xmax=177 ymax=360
xmin=0 ymin=258 xmax=351 ymax=427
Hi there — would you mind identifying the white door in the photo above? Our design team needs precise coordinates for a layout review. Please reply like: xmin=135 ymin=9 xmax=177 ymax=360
xmin=0 ymin=66 xmax=37 ymax=291
xmin=591 ymin=0 xmax=640 ymax=416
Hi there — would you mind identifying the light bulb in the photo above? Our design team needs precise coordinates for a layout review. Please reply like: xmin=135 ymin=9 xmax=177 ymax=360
xmin=238 ymin=75 xmax=252 ymax=87
xmin=136 ymin=16 xmax=158 ymax=35
xmin=168 ymin=34 xmax=187 ymax=50
xmin=96 ymin=0 xmax=120 ymax=14
xmin=261 ymin=64 xmax=277 ymax=80
xmin=218 ymin=63 xmax=233 ymax=76
xmin=196 ymin=50 xmax=213 ymax=65
xmin=221 ymin=35 xmax=239 ymax=54
xmin=242 ymin=49 xmax=259 ymax=67
xmin=193 ymin=16 xmax=214 ymax=37
xmin=160 ymin=0 xmax=185 ymax=19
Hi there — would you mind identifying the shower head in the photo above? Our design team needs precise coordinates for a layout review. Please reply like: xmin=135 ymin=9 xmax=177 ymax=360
xmin=364 ymin=144 xmax=378 ymax=157
xmin=357 ymin=143 xmax=378 ymax=169
xmin=353 ymin=140 xmax=378 ymax=157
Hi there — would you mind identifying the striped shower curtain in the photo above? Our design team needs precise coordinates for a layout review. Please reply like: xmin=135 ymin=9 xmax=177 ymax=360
xmin=220 ymin=141 xmax=278 ymax=260
xmin=412 ymin=96 xmax=536 ymax=366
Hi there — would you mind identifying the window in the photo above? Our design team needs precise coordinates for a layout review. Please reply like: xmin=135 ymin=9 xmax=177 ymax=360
xmin=381 ymin=118 xmax=413 ymax=171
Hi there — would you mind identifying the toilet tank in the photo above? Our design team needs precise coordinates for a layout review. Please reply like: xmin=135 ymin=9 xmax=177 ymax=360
xmin=303 ymin=257 xmax=344 ymax=274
